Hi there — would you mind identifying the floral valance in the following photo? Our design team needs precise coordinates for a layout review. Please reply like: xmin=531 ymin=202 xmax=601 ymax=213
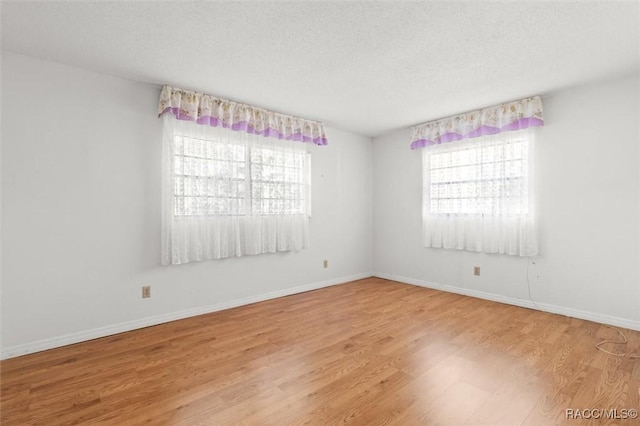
xmin=410 ymin=96 xmax=543 ymax=149
xmin=158 ymin=85 xmax=328 ymax=146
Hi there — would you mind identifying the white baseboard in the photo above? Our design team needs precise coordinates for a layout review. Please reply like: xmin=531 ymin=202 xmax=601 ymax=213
xmin=373 ymin=272 xmax=640 ymax=331
xmin=1 ymin=272 xmax=373 ymax=360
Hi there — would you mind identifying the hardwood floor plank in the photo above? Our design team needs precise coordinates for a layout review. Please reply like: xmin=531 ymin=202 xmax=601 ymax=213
xmin=2 ymin=278 xmax=638 ymax=425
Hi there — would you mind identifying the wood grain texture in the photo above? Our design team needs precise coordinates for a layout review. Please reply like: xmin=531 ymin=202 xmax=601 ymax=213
xmin=2 ymin=278 xmax=639 ymax=425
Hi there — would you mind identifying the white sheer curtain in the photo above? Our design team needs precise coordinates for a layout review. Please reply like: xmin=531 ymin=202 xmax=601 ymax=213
xmin=162 ymin=115 xmax=310 ymax=265
xmin=422 ymin=127 xmax=537 ymax=256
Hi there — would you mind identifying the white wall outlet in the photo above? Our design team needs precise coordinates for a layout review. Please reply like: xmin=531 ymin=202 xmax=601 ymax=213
xmin=473 ymin=266 xmax=480 ymax=276
xmin=323 ymin=260 xmax=328 ymax=268
xmin=142 ymin=285 xmax=151 ymax=298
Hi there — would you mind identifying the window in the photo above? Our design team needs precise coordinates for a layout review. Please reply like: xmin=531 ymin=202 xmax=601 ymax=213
xmin=172 ymin=135 xmax=309 ymax=217
xmin=426 ymin=137 xmax=529 ymax=216
xmin=161 ymin=116 xmax=312 ymax=264
xmin=422 ymin=128 xmax=536 ymax=256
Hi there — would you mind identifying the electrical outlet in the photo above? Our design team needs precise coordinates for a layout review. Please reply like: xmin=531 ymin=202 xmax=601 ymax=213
xmin=473 ymin=266 xmax=481 ymax=276
xmin=323 ymin=260 xmax=328 ymax=268
xmin=142 ymin=285 xmax=151 ymax=298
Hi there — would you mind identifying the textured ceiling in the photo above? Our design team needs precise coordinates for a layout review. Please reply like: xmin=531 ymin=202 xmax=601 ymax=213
xmin=2 ymin=1 xmax=639 ymax=137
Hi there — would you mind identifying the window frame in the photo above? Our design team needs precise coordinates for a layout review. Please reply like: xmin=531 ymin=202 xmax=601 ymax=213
xmin=172 ymin=133 xmax=311 ymax=218
xmin=423 ymin=133 xmax=532 ymax=219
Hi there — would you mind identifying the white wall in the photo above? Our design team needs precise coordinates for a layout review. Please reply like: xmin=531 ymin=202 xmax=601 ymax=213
xmin=373 ymin=74 xmax=640 ymax=329
xmin=0 ymin=52 xmax=373 ymax=357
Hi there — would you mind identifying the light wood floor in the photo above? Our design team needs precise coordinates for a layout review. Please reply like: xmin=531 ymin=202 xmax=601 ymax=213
xmin=2 ymin=278 xmax=639 ymax=425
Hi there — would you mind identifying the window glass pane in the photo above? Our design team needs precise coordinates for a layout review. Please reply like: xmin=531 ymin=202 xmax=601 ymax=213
xmin=173 ymin=136 xmax=249 ymax=216
xmin=250 ymin=147 xmax=307 ymax=215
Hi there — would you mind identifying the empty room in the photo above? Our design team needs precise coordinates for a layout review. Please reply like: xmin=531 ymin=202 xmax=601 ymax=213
xmin=1 ymin=1 xmax=639 ymax=425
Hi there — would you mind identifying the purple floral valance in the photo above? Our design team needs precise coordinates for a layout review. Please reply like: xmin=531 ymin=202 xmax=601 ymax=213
xmin=158 ymin=85 xmax=328 ymax=146
xmin=410 ymin=96 xmax=543 ymax=149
